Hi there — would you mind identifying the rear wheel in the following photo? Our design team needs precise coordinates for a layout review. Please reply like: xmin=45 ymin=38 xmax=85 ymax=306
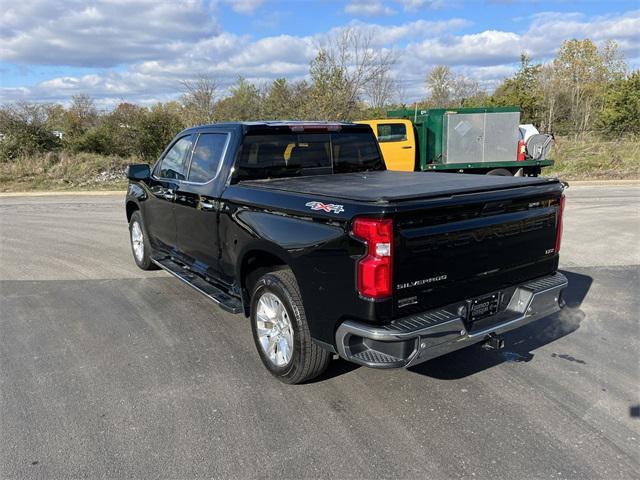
xmin=250 ymin=268 xmax=331 ymax=384
xmin=129 ymin=210 xmax=158 ymax=271
xmin=486 ymin=168 xmax=513 ymax=176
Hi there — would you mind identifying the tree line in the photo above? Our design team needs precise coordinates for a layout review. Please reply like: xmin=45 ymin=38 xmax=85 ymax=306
xmin=0 ymin=32 xmax=637 ymax=163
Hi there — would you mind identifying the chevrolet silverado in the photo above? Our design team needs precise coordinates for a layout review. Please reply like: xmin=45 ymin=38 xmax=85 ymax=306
xmin=125 ymin=121 xmax=567 ymax=384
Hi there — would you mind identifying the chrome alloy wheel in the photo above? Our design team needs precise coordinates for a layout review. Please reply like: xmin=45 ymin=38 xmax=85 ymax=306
xmin=131 ymin=221 xmax=144 ymax=262
xmin=255 ymin=292 xmax=294 ymax=367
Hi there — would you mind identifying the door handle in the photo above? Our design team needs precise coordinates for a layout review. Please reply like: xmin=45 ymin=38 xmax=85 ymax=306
xmin=401 ymin=146 xmax=413 ymax=149
xmin=162 ymin=190 xmax=176 ymax=201
xmin=201 ymin=201 xmax=216 ymax=210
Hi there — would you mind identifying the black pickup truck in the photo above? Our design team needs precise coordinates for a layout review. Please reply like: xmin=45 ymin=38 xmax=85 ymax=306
xmin=125 ymin=121 xmax=567 ymax=383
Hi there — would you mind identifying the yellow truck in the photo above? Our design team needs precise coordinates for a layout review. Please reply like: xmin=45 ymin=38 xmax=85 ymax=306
xmin=357 ymin=107 xmax=554 ymax=176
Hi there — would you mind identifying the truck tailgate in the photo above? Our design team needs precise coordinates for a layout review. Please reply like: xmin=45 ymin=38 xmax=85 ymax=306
xmin=393 ymin=187 xmax=563 ymax=315
xmin=239 ymin=169 xmax=563 ymax=318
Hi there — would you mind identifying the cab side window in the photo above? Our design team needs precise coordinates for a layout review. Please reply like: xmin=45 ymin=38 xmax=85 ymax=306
xmin=158 ymin=136 xmax=193 ymax=180
xmin=187 ymin=133 xmax=228 ymax=183
xmin=377 ymin=123 xmax=407 ymax=142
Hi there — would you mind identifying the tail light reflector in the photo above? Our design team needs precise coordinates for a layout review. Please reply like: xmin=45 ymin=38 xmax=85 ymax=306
xmin=517 ymin=139 xmax=527 ymax=161
xmin=352 ymin=218 xmax=393 ymax=299
xmin=555 ymin=195 xmax=565 ymax=253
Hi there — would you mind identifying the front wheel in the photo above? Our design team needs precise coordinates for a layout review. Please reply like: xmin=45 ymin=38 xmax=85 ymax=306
xmin=129 ymin=210 xmax=158 ymax=271
xmin=250 ymin=268 xmax=331 ymax=384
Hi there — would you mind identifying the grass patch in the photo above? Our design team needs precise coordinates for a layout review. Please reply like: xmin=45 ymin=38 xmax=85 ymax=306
xmin=0 ymin=151 xmax=137 ymax=192
xmin=0 ymin=135 xmax=638 ymax=192
xmin=547 ymin=135 xmax=640 ymax=180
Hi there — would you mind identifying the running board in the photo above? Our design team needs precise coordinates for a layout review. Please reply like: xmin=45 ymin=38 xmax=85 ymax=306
xmin=151 ymin=257 xmax=243 ymax=314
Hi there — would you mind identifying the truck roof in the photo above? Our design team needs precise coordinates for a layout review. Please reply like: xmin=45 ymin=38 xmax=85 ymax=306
xmin=180 ymin=121 xmax=370 ymax=134
xmin=240 ymin=171 xmax=560 ymax=203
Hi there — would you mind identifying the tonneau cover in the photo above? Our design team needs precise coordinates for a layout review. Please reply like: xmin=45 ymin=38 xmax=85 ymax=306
xmin=239 ymin=171 xmax=559 ymax=203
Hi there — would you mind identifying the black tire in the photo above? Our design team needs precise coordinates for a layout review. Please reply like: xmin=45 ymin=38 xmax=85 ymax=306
xmin=128 ymin=210 xmax=158 ymax=271
xmin=486 ymin=168 xmax=513 ymax=176
xmin=250 ymin=268 xmax=331 ymax=384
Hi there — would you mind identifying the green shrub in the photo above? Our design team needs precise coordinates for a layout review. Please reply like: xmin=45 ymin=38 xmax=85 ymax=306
xmin=598 ymin=71 xmax=640 ymax=135
xmin=0 ymin=103 xmax=61 ymax=162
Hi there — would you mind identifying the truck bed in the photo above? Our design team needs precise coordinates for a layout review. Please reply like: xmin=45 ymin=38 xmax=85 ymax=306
xmin=239 ymin=171 xmax=558 ymax=203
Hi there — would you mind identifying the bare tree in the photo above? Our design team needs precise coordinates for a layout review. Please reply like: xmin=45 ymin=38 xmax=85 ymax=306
xmin=180 ymin=75 xmax=219 ymax=126
xmin=601 ymin=40 xmax=627 ymax=82
xmin=69 ymin=94 xmax=98 ymax=129
xmin=425 ymin=65 xmax=452 ymax=106
xmin=395 ymin=82 xmax=408 ymax=107
xmin=1 ymin=101 xmax=49 ymax=126
xmin=366 ymin=70 xmax=396 ymax=110
xmin=321 ymin=27 xmax=397 ymax=109
xmin=425 ymin=66 xmax=482 ymax=107
xmin=451 ymin=74 xmax=481 ymax=106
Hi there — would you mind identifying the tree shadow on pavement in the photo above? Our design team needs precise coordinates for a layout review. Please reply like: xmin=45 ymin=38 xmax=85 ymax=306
xmin=408 ymin=269 xmax=592 ymax=380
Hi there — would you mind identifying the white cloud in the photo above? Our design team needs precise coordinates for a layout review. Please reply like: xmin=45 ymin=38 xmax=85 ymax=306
xmin=390 ymin=9 xmax=640 ymax=100
xmin=332 ymin=18 xmax=470 ymax=46
xmin=524 ymin=10 xmax=640 ymax=59
xmin=406 ymin=30 xmax=522 ymax=66
xmin=463 ymin=65 xmax=517 ymax=81
xmin=345 ymin=1 xmax=396 ymax=17
xmin=1 ymin=7 xmax=638 ymax=105
xmin=0 ymin=0 xmax=217 ymax=67
xmin=402 ymin=10 xmax=640 ymax=67
xmin=395 ymin=0 xmax=444 ymax=12
xmin=222 ymin=0 xmax=264 ymax=14
xmin=227 ymin=35 xmax=315 ymax=68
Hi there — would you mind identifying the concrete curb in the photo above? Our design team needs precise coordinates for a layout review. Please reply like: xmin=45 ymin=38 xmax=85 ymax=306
xmin=0 ymin=190 xmax=126 ymax=197
xmin=563 ymin=180 xmax=639 ymax=186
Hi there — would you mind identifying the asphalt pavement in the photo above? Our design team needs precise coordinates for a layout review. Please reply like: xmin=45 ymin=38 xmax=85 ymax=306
xmin=1 ymin=185 xmax=639 ymax=479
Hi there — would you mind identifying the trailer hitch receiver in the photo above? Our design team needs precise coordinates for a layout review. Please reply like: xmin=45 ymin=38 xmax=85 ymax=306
xmin=482 ymin=333 xmax=505 ymax=351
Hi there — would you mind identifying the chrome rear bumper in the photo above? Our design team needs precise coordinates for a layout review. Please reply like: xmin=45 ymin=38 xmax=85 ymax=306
xmin=335 ymin=272 xmax=568 ymax=368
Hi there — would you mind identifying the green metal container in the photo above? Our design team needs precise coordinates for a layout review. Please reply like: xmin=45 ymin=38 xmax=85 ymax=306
xmin=387 ymin=106 xmax=553 ymax=173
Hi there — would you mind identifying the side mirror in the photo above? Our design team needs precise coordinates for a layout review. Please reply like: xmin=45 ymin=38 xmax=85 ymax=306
xmin=125 ymin=164 xmax=150 ymax=181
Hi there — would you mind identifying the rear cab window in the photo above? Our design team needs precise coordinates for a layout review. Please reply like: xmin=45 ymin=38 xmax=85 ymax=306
xmin=233 ymin=129 xmax=384 ymax=182
xmin=377 ymin=123 xmax=407 ymax=142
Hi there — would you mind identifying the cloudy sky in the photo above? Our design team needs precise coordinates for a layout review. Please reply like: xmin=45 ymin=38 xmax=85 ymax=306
xmin=1 ymin=0 xmax=638 ymax=107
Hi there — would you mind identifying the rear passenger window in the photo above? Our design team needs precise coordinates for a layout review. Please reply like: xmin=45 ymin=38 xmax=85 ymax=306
xmin=188 ymin=133 xmax=228 ymax=183
xmin=377 ymin=123 xmax=407 ymax=142
xmin=158 ymin=136 xmax=192 ymax=180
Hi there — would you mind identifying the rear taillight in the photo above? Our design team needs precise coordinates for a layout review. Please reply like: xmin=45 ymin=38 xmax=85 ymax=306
xmin=352 ymin=218 xmax=393 ymax=299
xmin=555 ymin=195 xmax=565 ymax=253
xmin=517 ymin=139 xmax=527 ymax=161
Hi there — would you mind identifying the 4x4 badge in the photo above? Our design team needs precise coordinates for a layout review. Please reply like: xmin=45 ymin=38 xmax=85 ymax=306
xmin=305 ymin=201 xmax=344 ymax=214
